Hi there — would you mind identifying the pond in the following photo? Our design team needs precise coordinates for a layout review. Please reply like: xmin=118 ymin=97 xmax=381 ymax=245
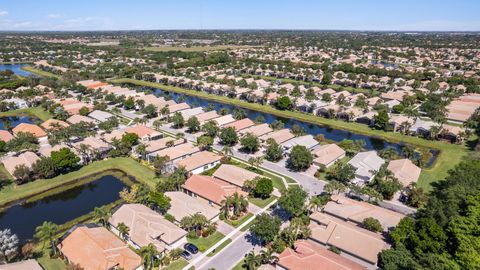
xmin=153 ymin=88 xmax=438 ymax=166
xmin=0 ymin=64 xmax=33 ymax=77
xmin=0 ymin=116 xmax=37 ymax=130
xmin=0 ymin=174 xmax=128 ymax=242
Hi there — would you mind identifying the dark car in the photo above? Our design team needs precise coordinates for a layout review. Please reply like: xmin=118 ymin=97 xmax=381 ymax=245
xmin=181 ymin=250 xmax=192 ymax=260
xmin=184 ymin=243 xmax=199 ymax=254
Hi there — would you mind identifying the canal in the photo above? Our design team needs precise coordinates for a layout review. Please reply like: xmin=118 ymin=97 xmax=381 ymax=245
xmin=0 ymin=174 xmax=127 ymax=242
xmin=152 ymin=88 xmax=438 ymax=165
xmin=0 ymin=64 xmax=33 ymax=77
xmin=0 ymin=116 xmax=37 ymax=130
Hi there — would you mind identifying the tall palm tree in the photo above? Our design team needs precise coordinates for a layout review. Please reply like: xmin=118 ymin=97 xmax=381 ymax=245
xmin=139 ymin=243 xmax=159 ymax=270
xmin=117 ymin=222 xmax=129 ymax=240
xmin=308 ymin=195 xmax=329 ymax=212
xmin=34 ymin=221 xmax=59 ymax=256
xmin=77 ymin=143 xmax=91 ymax=164
xmin=222 ymin=145 xmax=233 ymax=157
xmin=243 ymin=250 xmax=262 ymax=270
xmin=260 ymin=248 xmax=279 ymax=265
xmin=136 ymin=143 xmax=147 ymax=160
xmin=93 ymin=206 xmax=111 ymax=227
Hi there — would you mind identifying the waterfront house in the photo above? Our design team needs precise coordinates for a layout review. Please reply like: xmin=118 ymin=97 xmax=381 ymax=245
xmin=12 ymin=123 xmax=47 ymax=138
xmin=387 ymin=159 xmax=421 ymax=187
xmin=281 ymin=135 xmax=319 ymax=151
xmin=238 ymin=123 xmax=273 ymax=137
xmin=0 ymin=130 xmax=14 ymax=142
xmin=0 ymin=259 xmax=44 ymax=270
xmin=348 ymin=151 xmax=385 ymax=184
xmin=312 ymin=144 xmax=346 ymax=168
xmin=259 ymin=128 xmax=295 ymax=144
xmin=40 ymin=119 xmax=70 ymax=131
xmin=2 ymin=151 xmax=40 ymax=179
xmin=165 ymin=191 xmax=220 ymax=222
xmin=223 ymin=118 xmax=256 ymax=131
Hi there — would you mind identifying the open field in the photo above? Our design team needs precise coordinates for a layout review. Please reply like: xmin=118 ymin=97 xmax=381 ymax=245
xmin=144 ymin=45 xmax=255 ymax=52
xmin=110 ymin=78 xmax=472 ymax=191
xmin=0 ymin=157 xmax=158 ymax=207
xmin=21 ymin=65 xmax=61 ymax=78
xmin=0 ymin=107 xmax=53 ymax=121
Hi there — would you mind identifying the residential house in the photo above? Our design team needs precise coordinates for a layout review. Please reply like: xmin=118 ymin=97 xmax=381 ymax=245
xmin=281 ymin=135 xmax=319 ymax=151
xmin=212 ymin=164 xmax=262 ymax=188
xmin=182 ymin=174 xmax=247 ymax=206
xmin=40 ymin=119 xmax=70 ymax=131
xmin=0 ymin=130 xmax=14 ymax=142
xmin=239 ymin=123 xmax=273 ymax=137
xmin=148 ymin=142 xmax=200 ymax=164
xmin=165 ymin=191 xmax=220 ymax=222
xmin=125 ymin=125 xmax=163 ymax=141
xmin=259 ymin=128 xmax=295 ymax=144
xmin=0 ymin=259 xmax=44 ymax=270
xmin=66 ymin=114 xmax=97 ymax=125
xmin=348 ymin=151 xmax=385 ymax=184
xmin=175 ymin=151 xmax=222 ymax=174
xmin=2 ymin=151 xmax=40 ymax=178
xmin=88 ymin=110 xmax=114 ymax=123
xmin=387 ymin=159 xmax=421 ymax=187
xmin=312 ymin=144 xmax=346 ymax=168
xmin=12 ymin=123 xmax=47 ymax=138
xmin=213 ymin=114 xmax=236 ymax=127
xmin=223 ymin=118 xmax=255 ymax=131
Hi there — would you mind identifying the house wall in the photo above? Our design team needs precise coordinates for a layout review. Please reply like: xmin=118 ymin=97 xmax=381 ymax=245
xmin=189 ymin=160 xmax=221 ymax=174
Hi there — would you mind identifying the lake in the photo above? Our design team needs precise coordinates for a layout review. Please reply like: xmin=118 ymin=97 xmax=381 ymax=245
xmin=0 ymin=174 xmax=128 ymax=242
xmin=0 ymin=116 xmax=36 ymax=130
xmin=0 ymin=64 xmax=33 ymax=77
xmin=153 ymin=88 xmax=438 ymax=165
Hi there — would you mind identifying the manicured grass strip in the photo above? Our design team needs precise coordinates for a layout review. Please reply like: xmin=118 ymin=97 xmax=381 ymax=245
xmin=21 ymin=66 xmax=61 ymax=79
xmin=187 ymin=231 xmax=225 ymax=252
xmin=110 ymin=78 xmax=470 ymax=191
xmin=226 ymin=159 xmax=288 ymax=191
xmin=161 ymin=258 xmax=189 ymax=270
xmin=224 ymin=213 xmax=254 ymax=228
xmin=207 ymin=238 xmax=232 ymax=257
xmin=0 ymin=157 xmax=158 ymax=206
xmin=37 ymin=256 xmax=67 ymax=270
xmin=249 ymin=196 xmax=277 ymax=208
xmin=232 ymin=259 xmax=246 ymax=270
xmin=0 ymin=107 xmax=53 ymax=121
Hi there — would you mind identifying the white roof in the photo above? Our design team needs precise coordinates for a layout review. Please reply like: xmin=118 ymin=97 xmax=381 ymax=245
xmin=348 ymin=151 xmax=385 ymax=183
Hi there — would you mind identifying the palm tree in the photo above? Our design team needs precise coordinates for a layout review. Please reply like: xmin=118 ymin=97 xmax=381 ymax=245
xmin=117 ymin=222 xmax=130 ymax=240
xmin=220 ymin=195 xmax=234 ymax=220
xmin=34 ymin=221 xmax=59 ymax=256
xmin=260 ymin=248 xmax=279 ymax=265
xmin=139 ymin=243 xmax=159 ymax=270
xmin=136 ymin=143 xmax=147 ymax=160
xmin=308 ymin=195 xmax=329 ymax=212
xmin=93 ymin=206 xmax=111 ymax=227
xmin=77 ymin=143 xmax=91 ymax=164
xmin=243 ymin=250 xmax=262 ymax=270
xmin=222 ymin=145 xmax=233 ymax=157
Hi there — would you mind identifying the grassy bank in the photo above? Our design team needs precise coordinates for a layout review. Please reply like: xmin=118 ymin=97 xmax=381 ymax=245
xmin=0 ymin=107 xmax=53 ymax=121
xmin=110 ymin=78 xmax=471 ymax=191
xmin=0 ymin=157 xmax=158 ymax=206
xmin=21 ymin=65 xmax=61 ymax=79
xmin=0 ymin=61 xmax=34 ymax=65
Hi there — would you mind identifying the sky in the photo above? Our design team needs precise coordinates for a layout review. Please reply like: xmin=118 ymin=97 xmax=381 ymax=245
xmin=0 ymin=0 xmax=479 ymax=31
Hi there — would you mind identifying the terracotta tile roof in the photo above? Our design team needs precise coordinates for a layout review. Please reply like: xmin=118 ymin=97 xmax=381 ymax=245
xmin=324 ymin=195 xmax=405 ymax=231
xmin=109 ymin=204 xmax=187 ymax=251
xmin=239 ymin=123 xmax=273 ymax=137
xmin=152 ymin=142 xmax=199 ymax=161
xmin=259 ymin=128 xmax=295 ymax=144
xmin=0 ymin=130 xmax=14 ymax=142
xmin=196 ymin=110 xmax=220 ymax=123
xmin=125 ymin=124 xmax=162 ymax=140
xmin=59 ymin=226 xmax=142 ymax=270
xmin=12 ymin=123 xmax=47 ymax=138
xmin=278 ymin=240 xmax=367 ymax=270
xmin=214 ymin=114 xmax=236 ymax=126
xmin=313 ymin=144 xmax=346 ymax=166
xmin=66 ymin=114 xmax=97 ymax=125
xmin=41 ymin=119 xmax=70 ymax=130
xmin=73 ymin=136 xmax=111 ymax=151
xmin=0 ymin=259 xmax=44 ymax=270
xmin=168 ymin=102 xmax=190 ymax=113
xmin=212 ymin=164 xmax=262 ymax=187
xmin=182 ymin=175 xmax=247 ymax=205
xmin=165 ymin=191 xmax=220 ymax=221
xmin=387 ymin=159 xmax=421 ymax=186
xmin=223 ymin=118 xmax=255 ymax=131
xmin=309 ymin=212 xmax=390 ymax=264
xmin=175 ymin=151 xmax=221 ymax=172
xmin=144 ymin=137 xmax=184 ymax=153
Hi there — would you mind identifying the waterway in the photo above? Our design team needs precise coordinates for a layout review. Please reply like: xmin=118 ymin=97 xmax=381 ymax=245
xmin=0 ymin=174 xmax=127 ymax=242
xmin=0 ymin=64 xmax=33 ymax=77
xmin=0 ymin=116 xmax=37 ymax=130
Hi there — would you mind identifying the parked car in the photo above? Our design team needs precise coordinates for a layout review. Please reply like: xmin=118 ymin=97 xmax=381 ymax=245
xmin=181 ymin=250 xmax=192 ymax=260
xmin=184 ymin=243 xmax=199 ymax=254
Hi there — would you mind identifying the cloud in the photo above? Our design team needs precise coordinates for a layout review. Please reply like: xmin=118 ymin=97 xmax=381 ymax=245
xmin=46 ymin=13 xmax=62 ymax=19
xmin=0 ymin=10 xmax=8 ymax=16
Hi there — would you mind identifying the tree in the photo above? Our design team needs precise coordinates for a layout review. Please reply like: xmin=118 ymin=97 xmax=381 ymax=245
xmin=264 ymin=139 xmax=283 ymax=162
xmin=322 ymin=73 xmax=332 ymax=85
xmin=123 ymin=96 xmax=135 ymax=110
xmin=405 ymin=183 xmax=427 ymax=208
xmin=324 ymin=180 xmax=347 ymax=195
xmin=32 ymin=157 xmax=56 ymax=179
xmin=197 ymin=135 xmax=213 ymax=150
xmin=171 ymin=112 xmax=184 ymax=129
xmin=13 ymin=164 xmax=31 ymax=184
xmin=93 ymin=206 xmax=111 ymax=227
xmin=221 ymin=192 xmax=249 ymax=220
xmin=50 ymin=147 xmax=80 ymax=173
xmin=0 ymin=229 xmax=19 ymax=263
xmin=240 ymin=133 xmax=260 ymax=153
xmin=221 ymin=145 xmax=233 ymax=157
xmin=202 ymin=120 xmax=219 ymax=137
xmin=287 ymin=145 xmax=313 ymax=171
xmin=142 ymin=104 xmax=157 ymax=118
xmin=362 ymin=217 xmax=383 ymax=232
xmin=254 ymin=178 xmax=273 ymax=199
xmin=281 ymin=217 xmax=311 ymax=248
xmin=278 ymin=186 xmax=308 ymax=217
xmin=368 ymin=166 xmax=402 ymax=200
xmin=242 ymin=250 xmax=263 ymax=270
xmin=139 ymin=243 xmax=159 ymax=270
xmin=121 ymin=133 xmax=139 ymax=148
xmin=308 ymin=194 xmax=330 ymax=212
xmin=148 ymin=191 xmax=171 ymax=213
xmin=186 ymin=116 xmax=200 ymax=133
xmin=250 ymin=213 xmax=281 ymax=243
xmin=275 ymin=96 xmax=293 ymax=110
xmin=233 ymin=109 xmax=247 ymax=120
xmin=374 ymin=110 xmax=390 ymax=130
xmin=327 ymin=161 xmax=356 ymax=184
xmin=79 ymin=106 xmax=90 ymax=116
xmin=153 ymin=155 xmax=170 ymax=176
xmin=219 ymin=127 xmax=238 ymax=146
xmin=34 ymin=221 xmax=59 ymax=256
xmin=117 ymin=222 xmax=130 ymax=240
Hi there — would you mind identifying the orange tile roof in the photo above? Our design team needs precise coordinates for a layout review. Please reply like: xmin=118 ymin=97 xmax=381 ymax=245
xmin=58 ymin=226 xmax=142 ymax=270
xmin=0 ymin=130 xmax=14 ymax=142
xmin=175 ymin=151 xmax=222 ymax=172
xmin=12 ymin=123 xmax=47 ymax=138
xmin=278 ymin=240 xmax=367 ymax=270
xmin=41 ymin=119 xmax=70 ymax=130
xmin=223 ymin=118 xmax=255 ymax=131
xmin=125 ymin=125 xmax=162 ymax=139
xmin=182 ymin=175 xmax=247 ymax=205
xmin=387 ymin=159 xmax=421 ymax=186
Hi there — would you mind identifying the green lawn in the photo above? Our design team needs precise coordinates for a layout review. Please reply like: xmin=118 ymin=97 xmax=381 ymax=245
xmin=224 ymin=212 xmax=254 ymax=228
xmin=0 ymin=157 xmax=159 ymax=206
xmin=161 ymin=258 xmax=189 ymax=270
xmin=21 ymin=66 xmax=61 ymax=79
xmin=0 ymin=107 xmax=53 ymax=121
xmin=110 ymin=78 xmax=471 ymax=191
xmin=37 ymin=256 xmax=67 ymax=270
xmin=226 ymin=159 xmax=288 ymax=191
xmin=187 ymin=231 xmax=225 ymax=252
xmin=232 ymin=259 xmax=246 ymax=270
xmin=249 ymin=195 xmax=277 ymax=208
xmin=207 ymin=238 xmax=232 ymax=257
